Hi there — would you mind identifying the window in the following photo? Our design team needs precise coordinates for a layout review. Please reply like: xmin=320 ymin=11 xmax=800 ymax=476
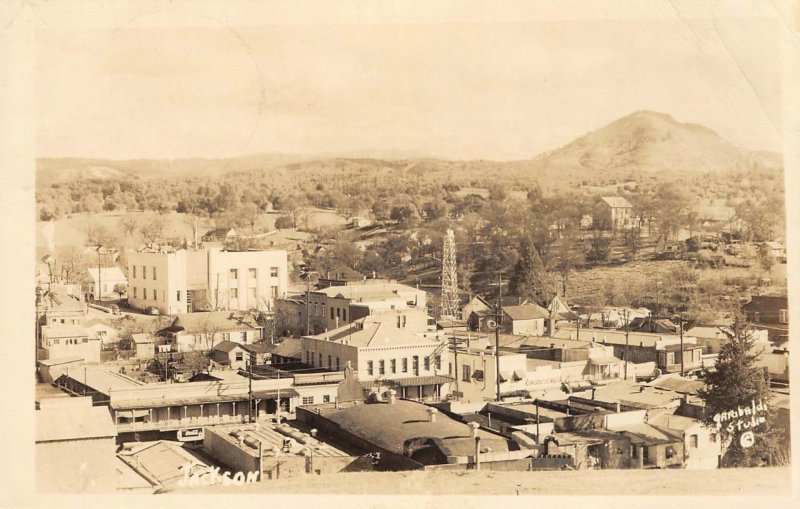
xmin=435 ymin=355 xmax=442 ymax=370
xmin=318 ymin=353 xmax=322 ymax=366
xmin=343 ymin=309 xmax=347 ymax=321
xmin=331 ymin=308 xmax=335 ymax=320
xmin=176 ymin=291 xmax=181 ymax=301
xmin=402 ymin=358 xmax=408 ymax=373
xmin=462 ymin=364 xmax=471 ymax=382
xmin=323 ymin=395 xmax=331 ymax=403
xmin=249 ymin=268 xmax=257 ymax=280
xmin=412 ymin=356 xmax=419 ymax=375
xmin=336 ymin=357 xmax=340 ymax=371
xmin=302 ymin=396 xmax=315 ymax=405
xmin=241 ymin=332 xmax=247 ymax=341
xmin=82 ymin=338 xmax=88 ymax=343
xmin=52 ymin=339 xmax=59 ymax=345
xmin=397 ymin=316 xmax=401 ymax=328
xmin=424 ymin=357 xmax=430 ymax=371
xmin=133 ymin=266 xmax=136 ymax=278
xmin=390 ymin=359 xmax=397 ymax=374
xmin=328 ymin=355 xmax=332 ymax=368
xmin=379 ymin=360 xmax=385 ymax=375
xmin=235 ymin=352 xmax=244 ymax=362
xmin=666 ymin=446 xmax=675 ymax=459
xmin=142 ymin=266 xmax=147 ymax=279
xmin=690 ymin=434 xmax=698 ymax=448
xmin=270 ymin=266 xmax=279 ymax=277
xmin=223 ymin=333 xmax=230 ymax=341
xmin=271 ymin=286 xmax=278 ymax=298
xmin=249 ymin=287 xmax=257 ymax=300
xmin=60 ymin=319 xmax=65 ymax=324
xmin=367 ymin=361 xmax=374 ymax=376
xmin=754 ymin=311 xmax=761 ymax=322
xmin=230 ymin=288 xmax=238 ymax=299
xmin=151 ymin=289 xmax=156 ymax=300
xmin=779 ymin=309 xmax=788 ymax=324
xmin=230 ymin=269 xmax=238 ymax=280
xmin=152 ymin=267 xmax=157 ymax=280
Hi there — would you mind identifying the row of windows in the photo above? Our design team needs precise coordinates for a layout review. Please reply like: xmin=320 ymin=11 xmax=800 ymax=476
xmin=229 ymin=267 xmax=280 ymax=280
xmin=305 ymin=352 xmax=342 ymax=371
xmin=229 ymin=286 xmax=279 ymax=299
xmin=330 ymin=307 xmax=348 ymax=321
xmin=132 ymin=266 xmax=157 ymax=280
xmin=365 ymin=355 xmax=441 ymax=376
xmin=301 ymin=395 xmax=332 ymax=405
xmin=51 ymin=318 xmax=79 ymax=325
xmin=50 ymin=338 xmax=88 ymax=345
xmin=132 ymin=287 xmax=166 ymax=302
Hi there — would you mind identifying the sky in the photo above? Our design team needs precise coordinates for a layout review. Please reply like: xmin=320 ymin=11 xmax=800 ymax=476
xmin=33 ymin=0 xmax=787 ymax=161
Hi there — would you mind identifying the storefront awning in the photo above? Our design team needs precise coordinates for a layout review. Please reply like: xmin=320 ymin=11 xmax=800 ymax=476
xmin=589 ymin=356 xmax=622 ymax=365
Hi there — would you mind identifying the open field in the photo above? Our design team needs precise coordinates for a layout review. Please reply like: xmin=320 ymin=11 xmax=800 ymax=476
xmin=173 ymin=466 xmax=793 ymax=496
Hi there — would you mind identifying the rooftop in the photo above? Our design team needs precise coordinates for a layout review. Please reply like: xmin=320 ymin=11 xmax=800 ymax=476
xmin=503 ymin=303 xmax=549 ymax=321
xmin=159 ymin=311 xmax=261 ymax=334
xmin=207 ymin=422 xmax=349 ymax=458
xmin=313 ymin=282 xmax=423 ymax=302
xmin=267 ymin=337 xmax=302 ymax=358
xmin=317 ymin=400 xmax=511 ymax=457
xmin=553 ymin=327 xmax=692 ymax=348
xmin=308 ymin=316 xmax=438 ymax=348
xmin=41 ymin=324 xmax=90 ymax=338
xmin=600 ymin=196 xmax=633 ymax=208
xmin=87 ymin=266 xmax=127 ymax=283
xmin=118 ymin=440 xmax=208 ymax=488
xmin=36 ymin=397 xmax=117 ymax=442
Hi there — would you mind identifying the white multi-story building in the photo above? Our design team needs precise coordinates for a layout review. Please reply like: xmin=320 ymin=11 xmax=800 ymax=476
xmin=128 ymin=247 xmax=288 ymax=315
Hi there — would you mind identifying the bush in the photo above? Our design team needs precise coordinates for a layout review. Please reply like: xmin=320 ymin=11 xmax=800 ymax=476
xmin=275 ymin=215 xmax=294 ymax=229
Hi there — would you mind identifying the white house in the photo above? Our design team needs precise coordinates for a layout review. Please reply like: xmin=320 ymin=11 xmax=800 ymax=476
xmin=86 ymin=267 xmax=127 ymax=301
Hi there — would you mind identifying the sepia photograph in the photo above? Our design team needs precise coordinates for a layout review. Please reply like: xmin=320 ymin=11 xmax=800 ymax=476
xmin=1 ymin=0 xmax=798 ymax=503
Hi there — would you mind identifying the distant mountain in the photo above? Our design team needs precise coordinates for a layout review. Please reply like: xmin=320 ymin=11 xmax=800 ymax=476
xmin=528 ymin=110 xmax=782 ymax=174
xmin=36 ymin=110 xmax=782 ymax=185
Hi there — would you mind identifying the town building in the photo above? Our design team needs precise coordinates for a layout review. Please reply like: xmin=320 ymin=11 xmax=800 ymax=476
xmin=127 ymin=247 xmax=289 ymax=315
xmin=36 ymin=397 xmax=118 ymax=493
xmin=40 ymin=324 xmax=101 ymax=363
xmin=86 ymin=266 xmax=128 ymax=301
xmin=156 ymin=311 xmax=263 ymax=353
xmin=448 ymin=346 xmax=529 ymax=402
xmin=296 ymin=399 xmax=530 ymax=470
xmin=131 ymin=333 xmax=155 ymax=359
xmin=741 ymin=295 xmax=789 ymax=346
xmin=302 ymin=308 xmax=452 ymax=401
xmin=303 ymin=280 xmax=427 ymax=334
xmin=211 ymin=340 xmax=254 ymax=370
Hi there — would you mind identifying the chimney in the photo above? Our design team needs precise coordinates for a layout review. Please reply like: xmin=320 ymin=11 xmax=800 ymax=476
xmin=387 ymin=389 xmax=397 ymax=404
xmin=468 ymin=421 xmax=480 ymax=439
xmin=426 ymin=407 xmax=438 ymax=423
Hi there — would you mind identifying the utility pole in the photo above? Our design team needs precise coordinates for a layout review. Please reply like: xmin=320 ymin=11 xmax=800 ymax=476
xmin=248 ymin=356 xmax=253 ymax=423
xmin=491 ymin=272 xmax=505 ymax=402
xmin=624 ymin=308 xmax=630 ymax=380
xmin=679 ymin=312 xmax=685 ymax=377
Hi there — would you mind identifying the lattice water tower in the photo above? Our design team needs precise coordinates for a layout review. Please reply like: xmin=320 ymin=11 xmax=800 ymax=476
xmin=440 ymin=229 xmax=459 ymax=318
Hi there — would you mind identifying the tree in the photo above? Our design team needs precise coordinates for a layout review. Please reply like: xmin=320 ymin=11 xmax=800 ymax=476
xmin=509 ymin=236 xmax=552 ymax=305
xmin=698 ymin=316 xmax=788 ymax=467
xmin=57 ymin=246 xmax=89 ymax=285
xmin=757 ymin=243 xmax=774 ymax=274
xmin=140 ymin=215 xmax=166 ymax=244
xmin=120 ymin=216 xmax=139 ymax=238
xmin=113 ymin=283 xmax=128 ymax=299
xmin=275 ymin=215 xmax=294 ymax=229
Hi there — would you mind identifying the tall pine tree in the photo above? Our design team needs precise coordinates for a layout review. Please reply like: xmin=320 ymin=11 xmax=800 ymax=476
xmin=698 ymin=315 xmax=788 ymax=467
xmin=509 ymin=236 xmax=552 ymax=306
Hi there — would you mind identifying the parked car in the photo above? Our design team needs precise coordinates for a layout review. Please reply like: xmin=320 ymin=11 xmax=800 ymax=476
xmin=145 ymin=306 xmax=160 ymax=316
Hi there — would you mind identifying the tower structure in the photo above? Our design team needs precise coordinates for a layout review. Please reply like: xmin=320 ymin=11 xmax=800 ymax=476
xmin=440 ymin=229 xmax=459 ymax=318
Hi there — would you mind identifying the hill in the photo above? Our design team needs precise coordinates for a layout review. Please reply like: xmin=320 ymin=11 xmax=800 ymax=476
xmin=528 ymin=110 xmax=782 ymax=175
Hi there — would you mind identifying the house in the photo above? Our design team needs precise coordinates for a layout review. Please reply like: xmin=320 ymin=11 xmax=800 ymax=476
xmin=202 ymin=227 xmax=237 ymax=243
xmin=648 ymin=410 xmax=721 ymax=469
xmin=741 ymin=295 xmax=789 ymax=346
xmin=462 ymin=295 xmax=493 ymax=323
xmin=502 ymin=303 xmax=549 ymax=336
xmin=742 ymin=295 xmax=788 ymax=325
xmin=156 ymin=312 xmax=264 ymax=353
xmin=83 ymin=318 xmax=120 ymax=347
xmin=598 ymin=196 xmax=635 ymax=230
xmin=127 ymin=247 xmax=289 ymax=315
xmin=686 ymin=325 xmax=772 ymax=355
xmin=553 ymin=328 xmax=704 ymax=375
xmin=41 ymin=325 xmax=101 ymax=363
xmin=36 ymin=397 xmax=118 ymax=493
xmin=268 ymin=337 xmax=303 ymax=364
xmin=302 ymin=307 xmax=453 ymax=401
xmin=211 ymin=340 xmax=252 ymax=370
xmin=86 ymin=266 xmax=128 ymax=301
xmin=131 ymin=333 xmax=155 ymax=359
xmin=348 ymin=216 xmax=373 ymax=228
xmin=763 ymin=241 xmax=786 ymax=262
xmin=39 ymin=289 xmax=87 ymax=327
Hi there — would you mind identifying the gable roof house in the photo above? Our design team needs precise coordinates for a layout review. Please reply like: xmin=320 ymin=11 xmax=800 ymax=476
xmin=502 ymin=303 xmax=549 ymax=336
xmin=598 ymin=196 xmax=636 ymax=230
xmin=157 ymin=312 xmax=263 ymax=353
xmin=86 ymin=266 xmax=128 ymax=301
xmin=741 ymin=295 xmax=789 ymax=345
